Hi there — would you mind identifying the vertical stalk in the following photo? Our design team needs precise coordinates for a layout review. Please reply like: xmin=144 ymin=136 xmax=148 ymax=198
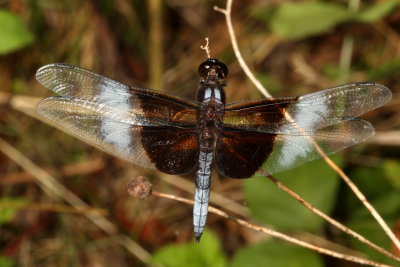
xmin=338 ymin=0 xmax=360 ymax=83
xmin=148 ymin=0 xmax=163 ymax=89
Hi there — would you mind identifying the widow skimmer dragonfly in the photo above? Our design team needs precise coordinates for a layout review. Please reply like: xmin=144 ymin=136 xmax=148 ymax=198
xmin=36 ymin=58 xmax=392 ymax=242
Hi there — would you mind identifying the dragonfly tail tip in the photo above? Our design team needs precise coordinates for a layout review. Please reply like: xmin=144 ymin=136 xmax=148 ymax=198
xmin=195 ymin=235 xmax=202 ymax=243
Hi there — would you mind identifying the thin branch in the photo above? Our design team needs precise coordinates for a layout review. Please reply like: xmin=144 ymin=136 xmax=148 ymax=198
xmin=148 ymin=0 xmax=163 ymax=90
xmin=338 ymin=0 xmax=359 ymax=83
xmin=152 ymin=191 xmax=396 ymax=267
xmin=284 ymin=111 xmax=400 ymax=254
xmin=214 ymin=2 xmax=272 ymax=97
xmin=319 ymin=150 xmax=400 ymax=251
xmin=338 ymin=34 xmax=354 ymax=83
xmin=158 ymin=172 xmax=251 ymax=218
xmin=200 ymin=37 xmax=211 ymax=58
xmin=0 ymin=201 xmax=108 ymax=216
xmin=261 ymin=171 xmax=400 ymax=262
xmin=0 ymin=137 xmax=151 ymax=263
xmin=369 ymin=131 xmax=400 ymax=146
xmin=214 ymin=0 xmax=400 ymax=257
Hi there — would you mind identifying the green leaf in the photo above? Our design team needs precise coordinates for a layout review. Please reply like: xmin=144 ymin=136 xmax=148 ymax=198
xmin=356 ymin=0 xmax=400 ymax=23
xmin=349 ymin=191 xmax=400 ymax=220
xmin=346 ymin=218 xmax=398 ymax=265
xmin=0 ymin=198 xmax=29 ymax=224
xmin=342 ymin=170 xmax=400 ymax=266
xmin=244 ymin=156 xmax=342 ymax=232
xmin=0 ymin=256 xmax=15 ymax=267
xmin=0 ymin=9 xmax=34 ymax=54
xmin=367 ymin=58 xmax=400 ymax=80
xmin=150 ymin=230 xmax=227 ymax=267
xmin=343 ymin=166 xmax=393 ymax=215
xmin=383 ymin=159 xmax=400 ymax=190
xmin=254 ymin=73 xmax=282 ymax=95
xmin=231 ymin=240 xmax=323 ymax=267
xmin=269 ymin=2 xmax=351 ymax=40
xmin=11 ymin=78 xmax=29 ymax=94
xmin=250 ymin=6 xmax=275 ymax=22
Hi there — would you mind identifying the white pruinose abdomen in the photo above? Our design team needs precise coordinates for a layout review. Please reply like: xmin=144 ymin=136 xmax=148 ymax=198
xmin=193 ymin=151 xmax=213 ymax=242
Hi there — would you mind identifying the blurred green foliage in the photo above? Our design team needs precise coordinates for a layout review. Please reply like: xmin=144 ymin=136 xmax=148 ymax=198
xmin=347 ymin=213 xmax=399 ymax=266
xmin=151 ymin=231 xmax=227 ymax=267
xmin=357 ymin=0 xmax=400 ymax=22
xmin=253 ymin=0 xmax=400 ymax=40
xmin=368 ymin=58 xmax=400 ymax=80
xmin=0 ymin=9 xmax=34 ymax=54
xmin=231 ymin=240 xmax=323 ymax=267
xmin=0 ymin=198 xmax=28 ymax=223
xmin=0 ymin=256 xmax=14 ymax=267
xmin=341 ymin=162 xmax=400 ymax=265
xmin=383 ymin=160 xmax=400 ymax=190
xmin=244 ymin=156 xmax=342 ymax=232
xmin=269 ymin=2 xmax=351 ymax=40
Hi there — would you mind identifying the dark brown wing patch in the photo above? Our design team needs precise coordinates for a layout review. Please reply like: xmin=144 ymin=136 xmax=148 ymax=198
xmin=217 ymin=98 xmax=292 ymax=178
xmin=215 ymin=129 xmax=275 ymax=178
xmin=136 ymin=89 xmax=200 ymax=175
xmin=141 ymin=127 xmax=198 ymax=175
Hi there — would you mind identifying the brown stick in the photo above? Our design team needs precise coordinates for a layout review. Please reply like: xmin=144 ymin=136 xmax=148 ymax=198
xmin=214 ymin=0 xmax=400 ymax=255
xmin=152 ymin=190 xmax=396 ymax=267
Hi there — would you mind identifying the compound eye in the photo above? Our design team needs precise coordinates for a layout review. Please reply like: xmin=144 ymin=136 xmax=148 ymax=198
xmin=198 ymin=61 xmax=210 ymax=78
xmin=215 ymin=60 xmax=228 ymax=79
xmin=198 ymin=58 xmax=228 ymax=79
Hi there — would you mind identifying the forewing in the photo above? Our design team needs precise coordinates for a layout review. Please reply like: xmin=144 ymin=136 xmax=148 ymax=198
xmin=36 ymin=63 xmax=200 ymax=174
xmin=223 ymin=82 xmax=391 ymax=134
xmin=216 ymin=118 xmax=374 ymax=178
xmin=218 ymin=82 xmax=390 ymax=177
xmin=37 ymin=97 xmax=198 ymax=175
xmin=36 ymin=63 xmax=199 ymax=127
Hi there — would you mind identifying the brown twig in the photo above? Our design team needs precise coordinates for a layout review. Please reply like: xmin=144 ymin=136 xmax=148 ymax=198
xmin=200 ymin=37 xmax=211 ymax=58
xmin=0 ymin=201 xmax=108 ymax=216
xmin=214 ymin=2 xmax=271 ymax=97
xmin=214 ymin=0 xmax=400 ymax=259
xmin=152 ymin=190 xmax=396 ymax=267
xmin=1 ymin=158 xmax=105 ymax=185
xmin=316 ymin=145 xmax=400 ymax=251
xmin=261 ymin=171 xmax=400 ymax=262
xmin=158 ymin=172 xmax=251 ymax=218
xmin=282 ymin=111 xmax=400 ymax=257
xmin=369 ymin=131 xmax=400 ymax=146
xmin=338 ymin=0 xmax=359 ymax=83
xmin=0 ymin=137 xmax=151 ymax=263
xmin=148 ymin=0 xmax=163 ymax=90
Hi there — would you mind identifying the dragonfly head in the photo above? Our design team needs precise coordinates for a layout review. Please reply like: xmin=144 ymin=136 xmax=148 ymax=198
xmin=198 ymin=58 xmax=228 ymax=81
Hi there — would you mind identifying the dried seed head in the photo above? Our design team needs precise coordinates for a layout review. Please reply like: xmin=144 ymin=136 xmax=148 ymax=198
xmin=127 ymin=176 xmax=152 ymax=199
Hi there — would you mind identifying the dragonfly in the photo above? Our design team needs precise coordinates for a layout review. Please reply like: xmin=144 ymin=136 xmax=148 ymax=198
xmin=36 ymin=58 xmax=392 ymax=242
